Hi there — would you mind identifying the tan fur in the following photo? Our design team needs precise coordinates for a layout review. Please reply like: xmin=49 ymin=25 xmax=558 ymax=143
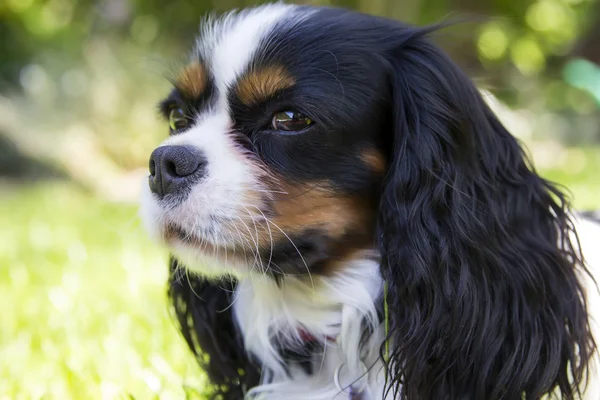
xmin=228 ymin=180 xmax=374 ymax=255
xmin=360 ymin=148 xmax=387 ymax=175
xmin=236 ymin=65 xmax=295 ymax=106
xmin=272 ymin=183 xmax=369 ymax=238
xmin=176 ymin=62 xmax=207 ymax=98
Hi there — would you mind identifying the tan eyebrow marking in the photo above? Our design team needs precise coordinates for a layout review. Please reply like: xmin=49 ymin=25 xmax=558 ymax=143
xmin=236 ymin=65 xmax=295 ymax=106
xmin=175 ymin=62 xmax=207 ymax=98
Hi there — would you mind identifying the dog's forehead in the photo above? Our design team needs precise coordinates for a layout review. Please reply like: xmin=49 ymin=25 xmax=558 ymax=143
xmin=194 ymin=4 xmax=303 ymax=99
xmin=175 ymin=5 xmax=392 ymax=101
xmin=171 ymin=5 xmax=387 ymax=123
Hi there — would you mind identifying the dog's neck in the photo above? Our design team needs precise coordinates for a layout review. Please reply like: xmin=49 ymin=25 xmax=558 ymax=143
xmin=232 ymin=252 xmax=386 ymax=399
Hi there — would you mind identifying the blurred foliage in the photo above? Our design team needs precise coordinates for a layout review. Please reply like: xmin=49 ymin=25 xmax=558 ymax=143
xmin=0 ymin=0 xmax=599 ymax=196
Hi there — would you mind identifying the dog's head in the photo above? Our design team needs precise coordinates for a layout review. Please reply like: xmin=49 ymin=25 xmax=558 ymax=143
xmin=141 ymin=5 xmax=392 ymax=278
xmin=141 ymin=4 xmax=594 ymax=399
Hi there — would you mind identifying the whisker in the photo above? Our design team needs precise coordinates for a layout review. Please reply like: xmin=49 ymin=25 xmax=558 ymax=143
xmin=226 ymin=215 xmax=252 ymax=266
xmin=235 ymin=214 xmax=262 ymax=271
xmin=240 ymin=206 xmax=275 ymax=281
xmin=245 ymin=206 xmax=275 ymax=272
xmin=244 ymin=204 xmax=314 ymax=292
xmin=185 ymin=268 xmax=204 ymax=300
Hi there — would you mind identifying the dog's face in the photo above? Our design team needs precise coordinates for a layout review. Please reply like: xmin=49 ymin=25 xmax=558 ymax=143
xmin=141 ymin=5 xmax=390 ymax=277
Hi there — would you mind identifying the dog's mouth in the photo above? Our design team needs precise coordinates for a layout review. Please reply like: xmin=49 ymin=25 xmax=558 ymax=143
xmin=162 ymin=222 xmax=249 ymax=261
xmin=163 ymin=223 xmax=227 ymax=249
xmin=164 ymin=224 xmax=200 ymax=245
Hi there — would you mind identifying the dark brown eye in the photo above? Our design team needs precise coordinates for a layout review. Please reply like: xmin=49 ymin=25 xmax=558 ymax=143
xmin=169 ymin=107 xmax=189 ymax=132
xmin=271 ymin=110 xmax=313 ymax=132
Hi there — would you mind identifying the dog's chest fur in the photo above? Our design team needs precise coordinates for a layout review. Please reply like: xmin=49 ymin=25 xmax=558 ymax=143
xmin=232 ymin=255 xmax=389 ymax=399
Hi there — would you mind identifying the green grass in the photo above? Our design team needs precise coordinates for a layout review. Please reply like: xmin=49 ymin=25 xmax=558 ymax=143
xmin=0 ymin=146 xmax=598 ymax=399
xmin=0 ymin=184 xmax=208 ymax=399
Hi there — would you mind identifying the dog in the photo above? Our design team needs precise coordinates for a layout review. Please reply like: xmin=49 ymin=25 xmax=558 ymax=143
xmin=140 ymin=4 xmax=600 ymax=399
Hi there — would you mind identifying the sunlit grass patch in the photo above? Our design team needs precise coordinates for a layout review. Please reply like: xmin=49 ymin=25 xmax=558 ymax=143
xmin=0 ymin=183 xmax=208 ymax=399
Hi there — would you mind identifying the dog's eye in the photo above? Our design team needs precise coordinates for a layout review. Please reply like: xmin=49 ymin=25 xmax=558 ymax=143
xmin=169 ymin=107 xmax=189 ymax=132
xmin=271 ymin=110 xmax=313 ymax=132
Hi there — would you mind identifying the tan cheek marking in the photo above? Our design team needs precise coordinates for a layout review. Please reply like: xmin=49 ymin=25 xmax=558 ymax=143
xmin=232 ymin=181 xmax=370 ymax=247
xmin=360 ymin=148 xmax=387 ymax=175
xmin=236 ymin=65 xmax=295 ymax=106
xmin=266 ymin=182 xmax=375 ymax=244
xmin=269 ymin=182 xmax=377 ymax=275
xmin=216 ymin=169 xmax=378 ymax=274
xmin=273 ymin=187 xmax=363 ymax=237
xmin=175 ymin=62 xmax=207 ymax=98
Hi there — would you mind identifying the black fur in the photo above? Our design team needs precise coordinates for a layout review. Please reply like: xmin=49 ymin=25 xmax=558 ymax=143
xmin=163 ymin=6 xmax=596 ymax=400
xmin=378 ymin=26 xmax=595 ymax=400
xmin=168 ymin=258 xmax=261 ymax=399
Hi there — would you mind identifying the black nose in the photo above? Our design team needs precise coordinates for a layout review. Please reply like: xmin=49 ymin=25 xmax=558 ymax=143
xmin=148 ymin=145 xmax=207 ymax=198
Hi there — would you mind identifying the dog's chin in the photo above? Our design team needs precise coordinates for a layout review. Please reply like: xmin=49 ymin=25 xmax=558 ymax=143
xmin=161 ymin=223 xmax=252 ymax=278
xmin=163 ymin=223 xmax=206 ymax=247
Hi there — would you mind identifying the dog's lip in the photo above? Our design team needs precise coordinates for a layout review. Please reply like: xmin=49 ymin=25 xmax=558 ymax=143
xmin=163 ymin=223 xmax=255 ymax=266
xmin=163 ymin=223 xmax=215 ymax=247
xmin=164 ymin=224 xmax=197 ymax=244
xmin=162 ymin=223 xmax=238 ymax=253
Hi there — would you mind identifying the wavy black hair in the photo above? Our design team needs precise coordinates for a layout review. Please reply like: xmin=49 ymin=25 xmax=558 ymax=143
xmin=378 ymin=26 xmax=596 ymax=400
xmin=168 ymin=259 xmax=260 ymax=399
xmin=165 ymin=7 xmax=596 ymax=400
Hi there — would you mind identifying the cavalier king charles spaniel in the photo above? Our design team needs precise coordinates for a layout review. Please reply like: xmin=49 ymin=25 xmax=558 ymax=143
xmin=140 ymin=4 xmax=600 ymax=399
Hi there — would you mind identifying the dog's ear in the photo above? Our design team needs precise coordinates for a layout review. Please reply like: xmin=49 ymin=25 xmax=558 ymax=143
xmin=167 ymin=258 xmax=261 ymax=399
xmin=378 ymin=28 xmax=595 ymax=399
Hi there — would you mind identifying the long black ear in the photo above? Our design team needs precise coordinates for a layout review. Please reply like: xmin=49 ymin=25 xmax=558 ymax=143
xmin=378 ymin=28 xmax=595 ymax=400
xmin=168 ymin=257 xmax=261 ymax=399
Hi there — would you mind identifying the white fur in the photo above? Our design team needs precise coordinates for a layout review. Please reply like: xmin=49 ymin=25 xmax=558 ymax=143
xmin=140 ymin=4 xmax=301 ymax=276
xmin=137 ymin=6 xmax=395 ymax=396
xmin=137 ymin=13 xmax=395 ymax=395
xmin=233 ymin=253 xmax=390 ymax=399
xmin=139 ymin=111 xmax=260 ymax=276
xmin=574 ymin=217 xmax=600 ymax=400
xmin=197 ymin=4 xmax=296 ymax=100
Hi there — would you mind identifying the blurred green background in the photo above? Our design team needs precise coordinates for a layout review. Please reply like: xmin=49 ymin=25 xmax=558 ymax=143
xmin=0 ymin=0 xmax=599 ymax=398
